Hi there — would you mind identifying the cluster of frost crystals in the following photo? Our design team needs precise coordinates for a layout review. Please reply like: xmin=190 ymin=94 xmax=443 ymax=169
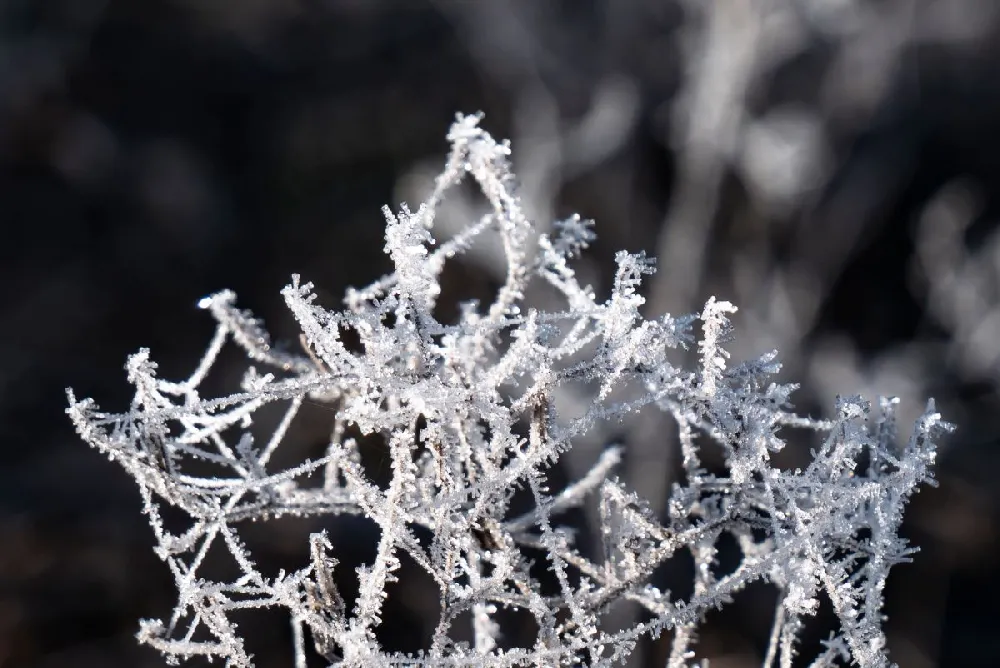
xmin=67 ymin=114 xmax=950 ymax=668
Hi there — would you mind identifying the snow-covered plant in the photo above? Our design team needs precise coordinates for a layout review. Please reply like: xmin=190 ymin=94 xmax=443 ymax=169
xmin=67 ymin=114 xmax=950 ymax=668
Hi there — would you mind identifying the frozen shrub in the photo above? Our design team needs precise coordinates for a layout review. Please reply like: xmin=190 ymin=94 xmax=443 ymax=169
xmin=67 ymin=114 xmax=950 ymax=668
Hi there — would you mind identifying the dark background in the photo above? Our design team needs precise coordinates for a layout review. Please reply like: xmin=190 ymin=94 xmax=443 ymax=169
xmin=3 ymin=1 xmax=1000 ymax=666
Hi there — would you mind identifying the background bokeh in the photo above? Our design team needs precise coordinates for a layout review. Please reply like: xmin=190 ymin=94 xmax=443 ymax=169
xmin=3 ymin=0 xmax=1000 ymax=666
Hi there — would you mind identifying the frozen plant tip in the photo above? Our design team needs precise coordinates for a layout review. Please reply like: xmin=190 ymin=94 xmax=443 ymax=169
xmin=68 ymin=113 xmax=951 ymax=668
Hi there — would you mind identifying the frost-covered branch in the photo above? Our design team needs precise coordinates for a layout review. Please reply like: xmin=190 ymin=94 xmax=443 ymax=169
xmin=68 ymin=114 xmax=949 ymax=668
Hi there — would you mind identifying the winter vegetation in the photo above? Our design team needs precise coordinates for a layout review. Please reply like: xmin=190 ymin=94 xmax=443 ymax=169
xmin=67 ymin=114 xmax=951 ymax=668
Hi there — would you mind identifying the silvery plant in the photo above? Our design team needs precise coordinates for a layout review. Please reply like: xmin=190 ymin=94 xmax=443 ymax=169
xmin=67 ymin=114 xmax=950 ymax=668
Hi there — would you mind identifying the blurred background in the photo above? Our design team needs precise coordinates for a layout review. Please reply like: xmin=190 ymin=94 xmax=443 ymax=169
xmin=3 ymin=0 xmax=1000 ymax=666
